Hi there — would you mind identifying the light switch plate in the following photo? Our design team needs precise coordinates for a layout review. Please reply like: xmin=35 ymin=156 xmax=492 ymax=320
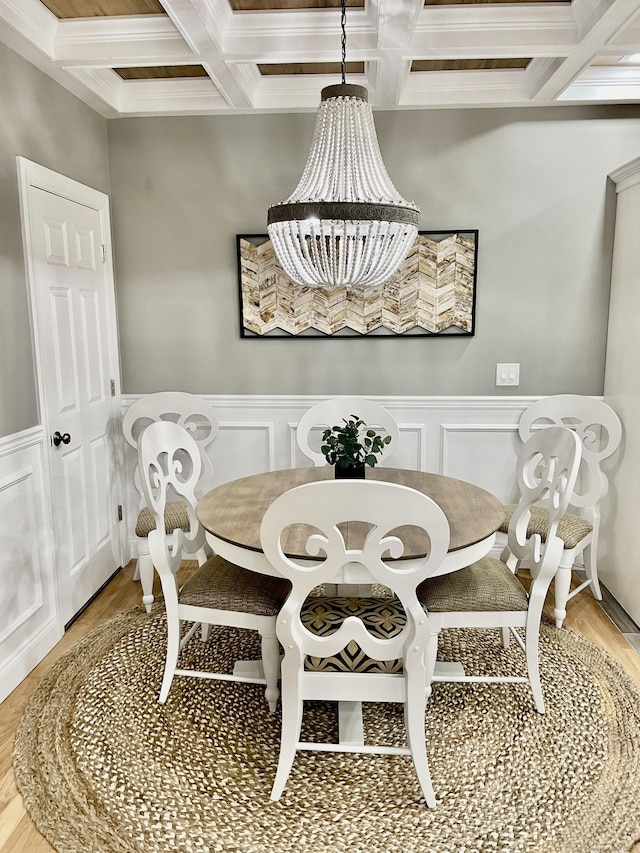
xmin=496 ymin=363 xmax=520 ymax=386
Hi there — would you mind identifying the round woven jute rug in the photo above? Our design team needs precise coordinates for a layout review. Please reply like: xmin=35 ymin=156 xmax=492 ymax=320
xmin=14 ymin=606 xmax=640 ymax=853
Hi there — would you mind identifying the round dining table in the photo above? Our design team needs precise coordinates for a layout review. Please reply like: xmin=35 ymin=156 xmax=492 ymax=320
xmin=196 ymin=466 xmax=505 ymax=582
xmin=196 ymin=466 xmax=505 ymax=744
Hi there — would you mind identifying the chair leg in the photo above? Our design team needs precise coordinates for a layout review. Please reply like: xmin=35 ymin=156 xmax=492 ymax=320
xmin=500 ymin=545 xmax=519 ymax=575
xmin=137 ymin=543 xmax=155 ymax=613
xmin=270 ymin=659 xmax=303 ymax=801
xmin=424 ymin=628 xmax=440 ymax=701
xmin=260 ymin=620 xmax=281 ymax=713
xmin=405 ymin=656 xmax=436 ymax=807
xmin=501 ymin=627 xmax=511 ymax=648
xmin=159 ymin=614 xmax=181 ymax=704
xmin=553 ymin=562 xmax=572 ymax=628
xmin=195 ymin=545 xmax=209 ymax=567
xmin=525 ymin=622 xmax=545 ymax=714
xmin=583 ymin=540 xmax=602 ymax=601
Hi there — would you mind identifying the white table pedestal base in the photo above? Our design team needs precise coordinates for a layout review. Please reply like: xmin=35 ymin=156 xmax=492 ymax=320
xmin=233 ymin=659 xmax=467 ymax=746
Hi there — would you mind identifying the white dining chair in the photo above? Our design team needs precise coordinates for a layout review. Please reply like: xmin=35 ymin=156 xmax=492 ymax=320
xmin=296 ymin=397 xmax=399 ymax=467
xmin=122 ymin=391 xmax=219 ymax=612
xmin=418 ymin=426 xmax=581 ymax=714
xmin=140 ymin=420 xmax=290 ymax=710
xmin=260 ymin=478 xmax=451 ymax=807
xmin=499 ymin=395 xmax=622 ymax=627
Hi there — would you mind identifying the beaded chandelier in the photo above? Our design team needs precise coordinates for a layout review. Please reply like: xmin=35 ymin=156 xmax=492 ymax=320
xmin=267 ymin=0 xmax=419 ymax=290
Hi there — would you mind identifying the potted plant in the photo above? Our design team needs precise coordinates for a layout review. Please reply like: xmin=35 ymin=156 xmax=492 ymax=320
xmin=320 ymin=415 xmax=392 ymax=479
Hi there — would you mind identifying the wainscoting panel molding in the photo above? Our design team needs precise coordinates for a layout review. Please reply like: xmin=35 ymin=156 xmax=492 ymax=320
xmin=440 ymin=424 xmax=522 ymax=504
xmin=121 ymin=395 xmax=538 ymax=558
xmin=0 ymin=426 xmax=62 ymax=704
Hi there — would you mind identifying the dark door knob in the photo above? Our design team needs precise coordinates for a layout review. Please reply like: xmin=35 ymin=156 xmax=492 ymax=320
xmin=52 ymin=431 xmax=71 ymax=447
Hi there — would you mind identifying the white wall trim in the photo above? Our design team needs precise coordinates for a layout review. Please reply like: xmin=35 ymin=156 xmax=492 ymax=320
xmin=440 ymin=422 xmax=520 ymax=476
xmin=0 ymin=424 xmax=44 ymax=456
xmin=171 ymin=394 xmax=541 ymax=411
xmin=609 ymin=155 xmax=640 ymax=192
xmin=0 ymin=424 xmax=61 ymax=705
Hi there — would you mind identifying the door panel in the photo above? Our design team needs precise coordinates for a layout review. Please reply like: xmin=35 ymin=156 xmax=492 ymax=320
xmin=22 ymin=168 xmax=123 ymax=625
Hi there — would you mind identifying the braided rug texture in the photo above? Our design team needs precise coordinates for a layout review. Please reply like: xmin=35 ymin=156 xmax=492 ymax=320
xmin=14 ymin=606 xmax=640 ymax=853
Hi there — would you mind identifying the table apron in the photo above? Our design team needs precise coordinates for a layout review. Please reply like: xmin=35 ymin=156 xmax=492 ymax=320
xmin=205 ymin=532 xmax=497 ymax=581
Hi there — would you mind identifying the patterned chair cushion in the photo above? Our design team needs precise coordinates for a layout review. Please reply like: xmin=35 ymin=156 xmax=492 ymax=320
xmin=179 ymin=555 xmax=291 ymax=616
xmin=417 ymin=557 xmax=529 ymax=613
xmin=135 ymin=501 xmax=190 ymax=537
xmin=498 ymin=504 xmax=593 ymax=550
xmin=300 ymin=596 xmax=405 ymax=673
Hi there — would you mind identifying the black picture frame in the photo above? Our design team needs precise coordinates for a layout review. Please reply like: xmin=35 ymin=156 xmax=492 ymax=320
xmin=237 ymin=230 xmax=478 ymax=339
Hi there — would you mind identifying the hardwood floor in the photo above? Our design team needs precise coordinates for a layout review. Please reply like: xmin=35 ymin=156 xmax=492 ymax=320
xmin=1 ymin=562 xmax=639 ymax=852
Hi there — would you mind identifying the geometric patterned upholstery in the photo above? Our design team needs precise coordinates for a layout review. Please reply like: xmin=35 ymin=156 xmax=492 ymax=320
xmin=179 ymin=555 xmax=291 ymax=617
xmin=300 ymin=596 xmax=405 ymax=673
xmin=498 ymin=504 xmax=593 ymax=550
xmin=417 ymin=557 xmax=530 ymax=613
xmin=135 ymin=500 xmax=190 ymax=537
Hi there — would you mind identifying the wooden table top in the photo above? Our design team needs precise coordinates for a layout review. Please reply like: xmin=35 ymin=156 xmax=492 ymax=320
xmin=196 ymin=467 xmax=505 ymax=560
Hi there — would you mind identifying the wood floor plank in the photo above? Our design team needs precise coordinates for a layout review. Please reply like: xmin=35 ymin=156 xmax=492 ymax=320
xmin=0 ymin=793 xmax=24 ymax=849
xmin=0 ymin=562 xmax=638 ymax=852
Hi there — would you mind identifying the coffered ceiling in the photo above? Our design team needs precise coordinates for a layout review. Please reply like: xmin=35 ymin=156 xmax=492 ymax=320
xmin=0 ymin=0 xmax=639 ymax=116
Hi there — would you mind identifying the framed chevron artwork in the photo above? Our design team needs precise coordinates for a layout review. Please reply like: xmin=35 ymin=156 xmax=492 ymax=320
xmin=237 ymin=230 xmax=478 ymax=338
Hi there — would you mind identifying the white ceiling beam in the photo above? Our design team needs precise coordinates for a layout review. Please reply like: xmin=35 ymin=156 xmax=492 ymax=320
xmin=374 ymin=55 xmax=412 ymax=105
xmin=374 ymin=0 xmax=423 ymax=50
xmin=559 ymin=61 xmax=640 ymax=98
xmin=529 ymin=50 xmax=599 ymax=99
xmin=201 ymin=57 xmax=253 ymax=107
xmin=0 ymin=0 xmax=56 ymax=57
xmin=221 ymin=7 xmax=375 ymax=56
xmin=402 ymin=67 xmax=533 ymax=107
xmin=612 ymin=15 xmax=640 ymax=44
xmin=65 ymin=66 xmax=125 ymax=116
xmin=54 ymin=16 xmax=193 ymax=65
xmin=118 ymin=76 xmax=229 ymax=114
xmin=412 ymin=5 xmax=578 ymax=54
xmin=161 ymin=0 xmax=226 ymax=54
xmin=573 ymin=0 xmax=640 ymax=41
xmin=370 ymin=0 xmax=421 ymax=104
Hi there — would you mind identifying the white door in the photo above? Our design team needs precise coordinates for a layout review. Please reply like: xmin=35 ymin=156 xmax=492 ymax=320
xmin=18 ymin=158 xmax=124 ymax=626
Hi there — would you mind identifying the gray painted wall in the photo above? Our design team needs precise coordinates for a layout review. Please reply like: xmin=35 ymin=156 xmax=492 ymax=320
xmin=0 ymin=41 xmax=110 ymax=438
xmin=107 ymin=106 xmax=640 ymax=397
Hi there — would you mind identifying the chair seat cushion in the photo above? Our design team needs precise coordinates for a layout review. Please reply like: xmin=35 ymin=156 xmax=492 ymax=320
xmin=417 ymin=557 xmax=529 ymax=613
xmin=135 ymin=501 xmax=190 ymax=538
xmin=300 ymin=596 xmax=404 ymax=673
xmin=179 ymin=556 xmax=291 ymax=616
xmin=498 ymin=504 xmax=593 ymax=550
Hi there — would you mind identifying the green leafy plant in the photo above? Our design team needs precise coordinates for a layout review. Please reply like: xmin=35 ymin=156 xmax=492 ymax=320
xmin=320 ymin=415 xmax=392 ymax=470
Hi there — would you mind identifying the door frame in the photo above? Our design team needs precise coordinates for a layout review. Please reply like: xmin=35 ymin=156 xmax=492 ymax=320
xmin=17 ymin=157 xmax=126 ymax=607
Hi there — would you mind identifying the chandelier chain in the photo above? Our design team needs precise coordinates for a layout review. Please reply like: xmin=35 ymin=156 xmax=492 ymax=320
xmin=341 ymin=0 xmax=347 ymax=85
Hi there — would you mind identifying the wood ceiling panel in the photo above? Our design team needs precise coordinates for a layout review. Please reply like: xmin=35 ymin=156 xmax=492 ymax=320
xmin=229 ymin=0 xmax=363 ymax=10
xmin=259 ymin=61 xmax=364 ymax=75
xmin=39 ymin=0 xmax=165 ymax=16
xmin=411 ymin=59 xmax=531 ymax=71
xmin=114 ymin=65 xmax=208 ymax=79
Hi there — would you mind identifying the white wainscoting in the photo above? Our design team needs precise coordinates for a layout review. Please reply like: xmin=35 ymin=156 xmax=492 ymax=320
xmin=121 ymin=395 xmax=538 ymax=561
xmin=0 ymin=426 xmax=62 ymax=704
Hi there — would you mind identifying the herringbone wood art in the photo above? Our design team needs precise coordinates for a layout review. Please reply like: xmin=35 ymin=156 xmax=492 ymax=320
xmin=238 ymin=230 xmax=477 ymax=337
